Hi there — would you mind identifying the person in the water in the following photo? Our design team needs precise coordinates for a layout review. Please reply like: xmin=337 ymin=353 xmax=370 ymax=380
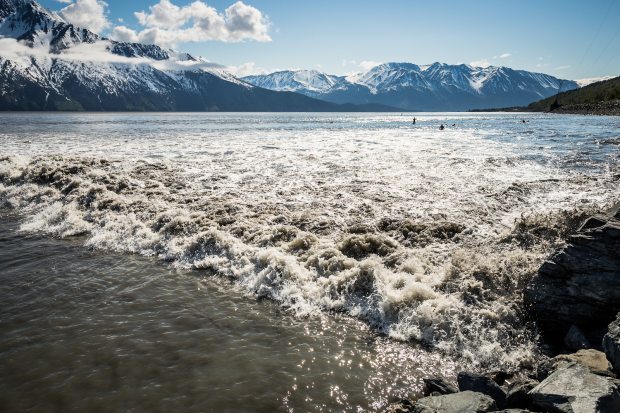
xmin=412 ymin=117 xmax=416 ymax=125
xmin=439 ymin=124 xmax=445 ymax=130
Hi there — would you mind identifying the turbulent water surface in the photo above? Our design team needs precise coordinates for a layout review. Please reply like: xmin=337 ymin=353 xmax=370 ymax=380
xmin=1 ymin=112 xmax=619 ymax=412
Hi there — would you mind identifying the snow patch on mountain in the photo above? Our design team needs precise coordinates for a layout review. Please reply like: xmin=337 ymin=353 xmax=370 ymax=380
xmin=352 ymin=62 xmax=428 ymax=93
xmin=244 ymin=69 xmax=347 ymax=93
xmin=0 ymin=0 xmax=251 ymax=97
xmin=244 ymin=61 xmax=579 ymax=110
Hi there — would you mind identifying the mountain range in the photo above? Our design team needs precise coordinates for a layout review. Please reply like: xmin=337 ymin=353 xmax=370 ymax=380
xmin=243 ymin=65 xmax=579 ymax=111
xmin=0 ymin=0 xmax=396 ymax=111
xmin=0 ymin=0 xmax=579 ymax=111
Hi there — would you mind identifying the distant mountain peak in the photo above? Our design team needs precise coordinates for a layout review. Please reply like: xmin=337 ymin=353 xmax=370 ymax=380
xmin=0 ymin=0 xmax=395 ymax=111
xmin=243 ymin=63 xmax=579 ymax=111
xmin=244 ymin=69 xmax=346 ymax=93
xmin=0 ymin=0 xmax=581 ymax=112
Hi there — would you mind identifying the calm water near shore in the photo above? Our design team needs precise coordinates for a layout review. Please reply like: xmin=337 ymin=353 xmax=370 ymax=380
xmin=0 ymin=213 xmax=455 ymax=413
xmin=1 ymin=112 xmax=619 ymax=412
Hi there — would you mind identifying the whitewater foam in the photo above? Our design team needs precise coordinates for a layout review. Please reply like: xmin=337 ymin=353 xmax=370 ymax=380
xmin=1 ymin=112 xmax=618 ymax=371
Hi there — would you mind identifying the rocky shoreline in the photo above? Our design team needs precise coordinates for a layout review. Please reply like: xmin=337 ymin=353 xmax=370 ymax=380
xmin=548 ymin=100 xmax=620 ymax=116
xmin=469 ymin=99 xmax=620 ymax=116
xmin=384 ymin=204 xmax=620 ymax=412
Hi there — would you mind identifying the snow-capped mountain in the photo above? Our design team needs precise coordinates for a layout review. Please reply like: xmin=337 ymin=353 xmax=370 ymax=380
xmin=351 ymin=62 xmax=430 ymax=93
xmin=0 ymin=0 xmax=394 ymax=111
xmin=244 ymin=69 xmax=348 ymax=93
xmin=244 ymin=62 xmax=580 ymax=111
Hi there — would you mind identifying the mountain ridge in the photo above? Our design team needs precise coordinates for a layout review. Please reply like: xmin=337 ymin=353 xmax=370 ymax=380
xmin=0 ymin=0 xmax=399 ymax=111
xmin=0 ymin=0 xmax=582 ymax=112
xmin=527 ymin=75 xmax=620 ymax=115
xmin=243 ymin=63 xmax=579 ymax=111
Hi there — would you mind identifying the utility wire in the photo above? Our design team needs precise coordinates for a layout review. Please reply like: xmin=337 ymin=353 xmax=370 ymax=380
xmin=573 ymin=0 xmax=616 ymax=77
xmin=594 ymin=24 xmax=620 ymax=75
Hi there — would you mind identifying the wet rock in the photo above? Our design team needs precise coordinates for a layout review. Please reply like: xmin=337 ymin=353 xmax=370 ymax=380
xmin=412 ymin=391 xmax=497 ymax=413
xmin=489 ymin=410 xmax=532 ymax=413
xmin=384 ymin=398 xmax=415 ymax=413
xmin=564 ymin=324 xmax=591 ymax=351
xmin=534 ymin=357 xmax=556 ymax=382
xmin=524 ymin=204 xmax=620 ymax=342
xmin=457 ymin=372 xmax=507 ymax=409
xmin=549 ymin=99 xmax=620 ymax=116
xmin=528 ymin=363 xmax=620 ymax=412
xmin=505 ymin=378 xmax=538 ymax=409
xmin=489 ymin=371 xmax=512 ymax=386
xmin=603 ymin=313 xmax=620 ymax=373
xmin=553 ymin=349 xmax=613 ymax=377
xmin=423 ymin=377 xmax=458 ymax=396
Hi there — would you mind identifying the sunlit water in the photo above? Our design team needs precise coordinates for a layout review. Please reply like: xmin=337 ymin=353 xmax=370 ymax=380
xmin=1 ymin=112 xmax=619 ymax=412
xmin=0 ymin=214 xmax=453 ymax=413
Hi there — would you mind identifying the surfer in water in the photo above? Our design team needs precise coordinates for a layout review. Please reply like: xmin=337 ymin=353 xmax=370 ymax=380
xmin=412 ymin=117 xmax=416 ymax=125
xmin=439 ymin=124 xmax=445 ymax=130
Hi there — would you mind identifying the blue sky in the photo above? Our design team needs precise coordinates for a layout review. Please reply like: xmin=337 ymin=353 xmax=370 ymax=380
xmin=41 ymin=0 xmax=620 ymax=80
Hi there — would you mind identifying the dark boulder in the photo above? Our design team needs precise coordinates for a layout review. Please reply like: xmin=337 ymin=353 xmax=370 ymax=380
xmin=528 ymin=363 xmax=620 ymax=412
xmin=457 ymin=372 xmax=507 ymax=409
xmin=524 ymin=204 xmax=620 ymax=342
xmin=534 ymin=357 xmax=557 ymax=382
xmin=505 ymin=378 xmax=538 ymax=409
xmin=412 ymin=391 xmax=497 ymax=413
xmin=489 ymin=371 xmax=512 ymax=386
xmin=489 ymin=410 xmax=532 ymax=413
xmin=423 ymin=377 xmax=458 ymax=396
xmin=603 ymin=313 xmax=620 ymax=373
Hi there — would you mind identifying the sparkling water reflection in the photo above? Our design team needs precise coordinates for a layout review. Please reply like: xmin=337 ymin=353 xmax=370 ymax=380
xmin=0 ymin=214 xmax=455 ymax=413
xmin=1 ymin=112 xmax=618 ymax=411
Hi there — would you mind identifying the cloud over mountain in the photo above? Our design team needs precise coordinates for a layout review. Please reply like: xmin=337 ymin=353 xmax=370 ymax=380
xmin=111 ymin=0 xmax=271 ymax=46
xmin=59 ymin=0 xmax=110 ymax=33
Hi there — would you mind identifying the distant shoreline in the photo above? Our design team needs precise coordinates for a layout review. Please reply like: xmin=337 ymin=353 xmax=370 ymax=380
xmin=470 ymin=99 xmax=620 ymax=116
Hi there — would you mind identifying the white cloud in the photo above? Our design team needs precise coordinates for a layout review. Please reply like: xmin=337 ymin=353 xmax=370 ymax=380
xmin=499 ymin=53 xmax=511 ymax=59
xmin=59 ymin=40 xmax=151 ymax=63
xmin=59 ymin=0 xmax=110 ymax=33
xmin=111 ymin=0 xmax=271 ymax=47
xmin=0 ymin=38 xmax=147 ymax=66
xmin=576 ymin=76 xmax=613 ymax=87
xmin=0 ymin=37 xmax=229 ymax=75
xmin=224 ymin=1 xmax=270 ymax=41
xmin=135 ymin=0 xmax=185 ymax=30
xmin=110 ymin=25 xmax=139 ymax=43
xmin=358 ymin=60 xmax=382 ymax=71
xmin=470 ymin=58 xmax=490 ymax=68
xmin=225 ymin=61 xmax=269 ymax=77
xmin=56 ymin=0 xmax=73 ymax=4
xmin=0 ymin=38 xmax=51 ymax=66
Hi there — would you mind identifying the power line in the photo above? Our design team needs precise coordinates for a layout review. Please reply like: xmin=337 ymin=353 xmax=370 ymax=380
xmin=573 ymin=0 xmax=616 ymax=76
xmin=592 ymin=23 xmax=620 ymax=74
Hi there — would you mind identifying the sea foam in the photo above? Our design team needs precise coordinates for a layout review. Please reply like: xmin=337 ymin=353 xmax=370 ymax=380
xmin=1 ymin=113 xmax=618 ymax=371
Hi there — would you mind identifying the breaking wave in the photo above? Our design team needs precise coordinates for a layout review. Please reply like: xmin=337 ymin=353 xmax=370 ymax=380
xmin=2 ymin=148 xmax=617 ymax=372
